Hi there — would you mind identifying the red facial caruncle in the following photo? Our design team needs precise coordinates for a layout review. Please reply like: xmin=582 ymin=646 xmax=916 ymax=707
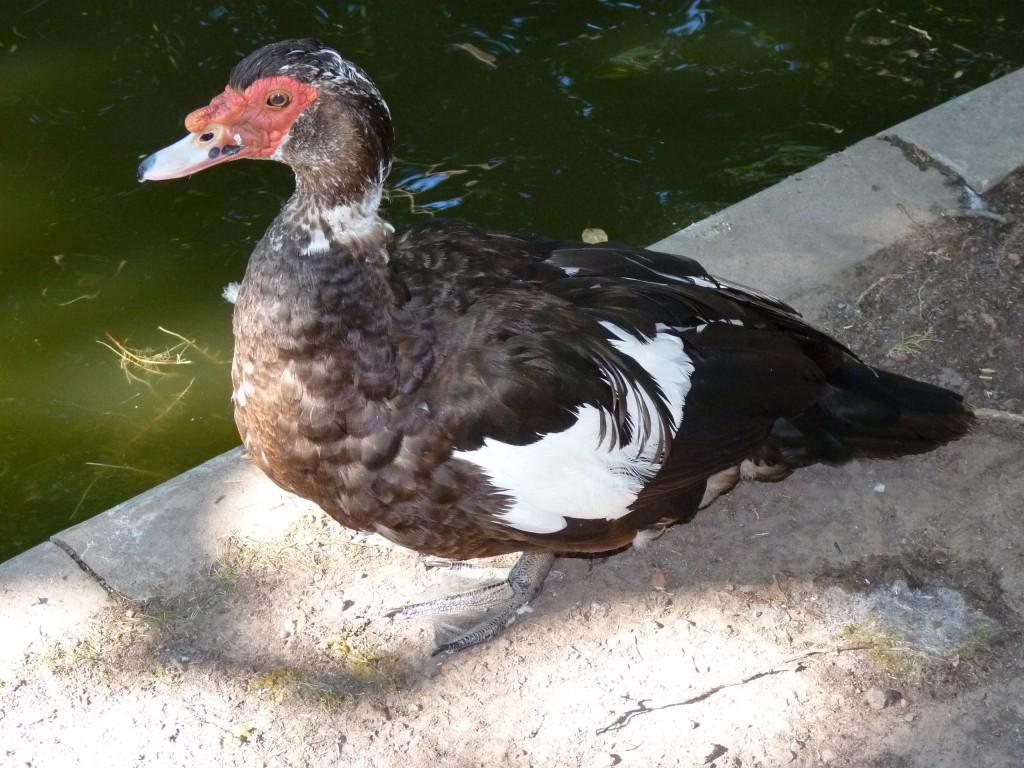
xmin=138 ymin=75 xmax=318 ymax=181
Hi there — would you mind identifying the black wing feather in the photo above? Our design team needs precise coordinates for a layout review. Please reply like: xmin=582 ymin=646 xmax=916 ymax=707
xmin=394 ymin=221 xmax=969 ymax=529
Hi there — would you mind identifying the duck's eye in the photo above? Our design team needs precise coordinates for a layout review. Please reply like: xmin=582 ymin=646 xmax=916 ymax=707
xmin=266 ymin=91 xmax=290 ymax=108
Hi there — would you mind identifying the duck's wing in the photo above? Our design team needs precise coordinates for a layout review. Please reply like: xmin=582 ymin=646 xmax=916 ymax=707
xmin=392 ymin=225 xmax=827 ymax=527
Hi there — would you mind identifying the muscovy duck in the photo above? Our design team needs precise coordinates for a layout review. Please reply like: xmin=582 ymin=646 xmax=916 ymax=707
xmin=139 ymin=39 xmax=974 ymax=654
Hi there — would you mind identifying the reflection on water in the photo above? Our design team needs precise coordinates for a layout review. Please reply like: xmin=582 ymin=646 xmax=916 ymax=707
xmin=2 ymin=0 xmax=1024 ymax=560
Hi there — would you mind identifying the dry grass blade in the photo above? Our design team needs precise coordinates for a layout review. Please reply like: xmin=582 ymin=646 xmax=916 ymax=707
xmin=98 ymin=327 xmax=222 ymax=386
xmin=888 ymin=327 xmax=940 ymax=360
xmin=98 ymin=334 xmax=192 ymax=385
xmin=157 ymin=326 xmax=223 ymax=363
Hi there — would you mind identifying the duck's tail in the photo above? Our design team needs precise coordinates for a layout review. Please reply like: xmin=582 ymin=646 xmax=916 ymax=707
xmin=774 ymin=361 xmax=974 ymax=465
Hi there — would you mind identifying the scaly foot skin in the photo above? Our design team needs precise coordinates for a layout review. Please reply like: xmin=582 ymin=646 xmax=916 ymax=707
xmin=386 ymin=552 xmax=555 ymax=655
xmin=420 ymin=556 xmax=515 ymax=574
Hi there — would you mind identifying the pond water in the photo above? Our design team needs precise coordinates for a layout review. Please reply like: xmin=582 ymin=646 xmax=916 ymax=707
xmin=2 ymin=0 xmax=1023 ymax=561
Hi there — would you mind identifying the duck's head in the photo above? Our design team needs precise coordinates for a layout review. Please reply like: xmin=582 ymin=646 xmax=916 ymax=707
xmin=138 ymin=39 xmax=394 ymax=205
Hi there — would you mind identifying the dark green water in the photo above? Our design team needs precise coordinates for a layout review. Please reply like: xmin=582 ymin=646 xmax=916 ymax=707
xmin=2 ymin=1 xmax=1023 ymax=561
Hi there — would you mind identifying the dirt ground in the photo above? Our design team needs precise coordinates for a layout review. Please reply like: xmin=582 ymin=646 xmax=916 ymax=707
xmin=2 ymin=173 xmax=1023 ymax=768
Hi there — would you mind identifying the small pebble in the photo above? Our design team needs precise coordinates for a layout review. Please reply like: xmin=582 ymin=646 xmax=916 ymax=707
xmin=651 ymin=568 xmax=668 ymax=589
xmin=1007 ymin=252 xmax=1021 ymax=267
xmin=865 ymin=688 xmax=887 ymax=710
xmin=701 ymin=743 xmax=728 ymax=764
xmin=819 ymin=748 xmax=838 ymax=764
xmin=864 ymin=687 xmax=901 ymax=710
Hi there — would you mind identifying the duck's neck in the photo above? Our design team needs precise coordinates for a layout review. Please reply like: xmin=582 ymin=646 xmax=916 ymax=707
xmin=236 ymin=175 xmax=402 ymax=396
xmin=281 ymin=175 xmax=391 ymax=256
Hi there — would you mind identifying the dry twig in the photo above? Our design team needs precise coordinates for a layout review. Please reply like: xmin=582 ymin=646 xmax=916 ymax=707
xmin=974 ymin=407 xmax=1024 ymax=426
xmin=855 ymin=274 xmax=902 ymax=307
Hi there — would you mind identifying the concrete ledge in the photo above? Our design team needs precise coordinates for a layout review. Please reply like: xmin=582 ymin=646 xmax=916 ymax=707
xmin=650 ymin=137 xmax=961 ymax=317
xmin=886 ymin=67 xmax=1024 ymax=193
xmin=52 ymin=448 xmax=318 ymax=601
xmin=0 ymin=542 xmax=112 ymax=677
xmin=652 ymin=67 xmax=1024 ymax=319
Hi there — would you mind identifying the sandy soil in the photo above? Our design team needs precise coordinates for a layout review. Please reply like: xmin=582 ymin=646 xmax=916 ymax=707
xmin=2 ymin=173 xmax=1023 ymax=768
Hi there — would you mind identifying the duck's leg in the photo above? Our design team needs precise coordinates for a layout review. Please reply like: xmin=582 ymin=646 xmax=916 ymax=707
xmin=385 ymin=552 xmax=555 ymax=655
xmin=419 ymin=556 xmax=509 ymax=573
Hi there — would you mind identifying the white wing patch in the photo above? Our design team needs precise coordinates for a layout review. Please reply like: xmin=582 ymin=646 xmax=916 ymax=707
xmin=454 ymin=323 xmax=693 ymax=534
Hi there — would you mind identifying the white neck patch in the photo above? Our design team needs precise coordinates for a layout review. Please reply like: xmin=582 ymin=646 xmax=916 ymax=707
xmin=299 ymin=188 xmax=385 ymax=255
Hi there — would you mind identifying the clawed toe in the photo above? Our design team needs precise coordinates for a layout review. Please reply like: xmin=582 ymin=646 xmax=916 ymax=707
xmin=386 ymin=552 xmax=555 ymax=654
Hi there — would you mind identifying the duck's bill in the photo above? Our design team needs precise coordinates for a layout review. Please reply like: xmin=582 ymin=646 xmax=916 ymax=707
xmin=137 ymin=128 xmax=250 ymax=182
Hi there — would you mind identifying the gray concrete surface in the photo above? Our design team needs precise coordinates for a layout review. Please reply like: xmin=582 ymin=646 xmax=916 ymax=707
xmin=0 ymin=450 xmax=317 ymax=677
xmin=51 ymin=449 xmax=317 ymax=602
xmin=650 ymin=137 xmax=960 ymax=318
xmin=3 ymin=67 xmax=1024 ymax=683
xmin=886 ymin=67 xmax=1024 ymax=193
xmin=0 ymin=542 xmax=112 ymax=678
